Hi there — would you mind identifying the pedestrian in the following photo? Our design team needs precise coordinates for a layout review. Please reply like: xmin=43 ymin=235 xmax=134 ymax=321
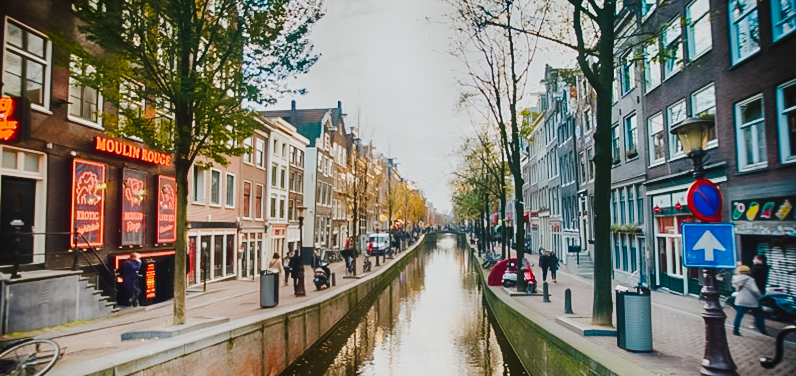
xmin=751 ymin=255 xmax=769 ymax=295
xmin=282 ymin=252 xmax=291 ymax=286
xmin=343 ymin=237 xmax=353 ymax=273
xmin=122 ymin=252 xmax=142 ymax=307
xmin=269 ymin=252 xmax=284 ymax=283
xmin=538 ymin=248 xmax=550 ymax=282
xmin=548 ymin=251 xmax=559 ymax=283
xmin=731 ymin=265 xmax=767 ymax=336
xmin=289 ymin=251 xmax=304 ymax=296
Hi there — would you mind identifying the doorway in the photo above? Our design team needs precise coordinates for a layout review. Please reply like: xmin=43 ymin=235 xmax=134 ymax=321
xmin=1 ymin=176 xmax=36 ymax=265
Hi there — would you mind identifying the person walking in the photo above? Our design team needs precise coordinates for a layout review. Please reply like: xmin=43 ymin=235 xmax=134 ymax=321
xmin=289 ymin=251 xmax=305 ymax=296
xmin=268 ymin=252 xmax=284 ymax=284
xmin=752 ymin=255 xmax=769 ymax=295
xmin=122 ymin=252 xmax=142 ymax=307
xmin=538 ymin=248 xmax=550 ymax=282
xmin=282 ymin=251 xmax=291 ymax=286
xmin=732 ymin=265 xmax=767 ymax=336
xmin=548 ymin=251 xmax=559 ymax=283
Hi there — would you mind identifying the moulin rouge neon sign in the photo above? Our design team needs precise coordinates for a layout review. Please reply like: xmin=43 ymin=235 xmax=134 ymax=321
xmin=95 ymin=136 xmax=172 ymax=166
xmin=72 ymin=159 xmax=106 ymax=246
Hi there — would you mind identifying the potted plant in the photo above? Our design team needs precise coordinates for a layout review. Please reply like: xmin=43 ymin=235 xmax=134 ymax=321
xmin=612 ymin=157 xmax=620 ymax=165
xmin=626 ymin=149 xmax=638 ymax=159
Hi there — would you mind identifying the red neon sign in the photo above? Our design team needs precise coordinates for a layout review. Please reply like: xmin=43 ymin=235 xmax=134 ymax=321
xmin=95 ymin=136 xmax=173 ymax=166
xmin=71 ymin=159 xmax=106 ymax=246
xmin=145 ymin=263 xmax=156 ymax=299
xmin=114 ymin=250 xmax=176 ymax=269
xmin=157 ymin=175 xmax=177 ymax=243
xmin=121 ymin=169 xmax=147 ymax=245
xmin=0 ymin=97 xmax=19 ymax=141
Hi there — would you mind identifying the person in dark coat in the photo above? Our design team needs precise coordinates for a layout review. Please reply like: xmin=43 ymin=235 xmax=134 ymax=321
xmin=122 ymin=252 xmax=142 ymax=307
xmin=538 ymin=248 xmax=550 ymax=282
xmin=752 ymin=255 xmax=769 ymax=295
xmin=548 ymin=251 xmax=559 ymax=283
xmin=288 ymin=251 xmax=305 ymax=296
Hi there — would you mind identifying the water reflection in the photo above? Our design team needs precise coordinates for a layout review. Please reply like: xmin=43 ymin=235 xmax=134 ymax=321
xmin=282 ymin=234 xmax=528 ymax=376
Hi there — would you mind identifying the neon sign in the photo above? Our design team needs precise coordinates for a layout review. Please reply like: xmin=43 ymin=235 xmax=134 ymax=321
xmin=95 ymin=136 xmax=173 ymax=166
xmin=145 ymin=263 xmax=156 ymax=300
xmin=0 ymin=97 xmax=19 ymax=141
xmin=121 ymin=169 xmax=147 ymax=245
xmin=157 ymin=175 xmax=177 ymax=243
xmin=72 ymin=159 xmax=106 ymax=246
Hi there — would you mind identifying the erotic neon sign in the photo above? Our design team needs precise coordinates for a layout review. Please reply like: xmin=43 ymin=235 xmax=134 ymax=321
xmin=72 ymin=159 xmax=105 ymax=246
xmin=0 ymin=97 xmax=19 ymax=141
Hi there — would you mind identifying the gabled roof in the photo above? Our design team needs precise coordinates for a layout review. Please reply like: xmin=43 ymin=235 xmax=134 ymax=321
xmin=260 ymin=102 xmax=345 ymax=147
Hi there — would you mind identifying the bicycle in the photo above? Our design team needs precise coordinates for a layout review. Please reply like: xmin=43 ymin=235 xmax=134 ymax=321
xmin=482 ymin=252 xmax=501 ymax=269
xmin=0 ymin=338 xmax=62 ymax=376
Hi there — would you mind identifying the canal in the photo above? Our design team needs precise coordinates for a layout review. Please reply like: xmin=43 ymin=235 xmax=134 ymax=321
xmin=281 ymin=234 xmax=528 ymax=376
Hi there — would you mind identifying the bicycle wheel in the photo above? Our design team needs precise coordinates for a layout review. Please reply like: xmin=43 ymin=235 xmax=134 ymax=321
xmin=0 ymin=339 xmax=60 ymax=376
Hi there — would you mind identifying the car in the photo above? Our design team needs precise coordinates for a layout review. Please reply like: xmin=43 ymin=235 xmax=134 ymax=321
xmin=367 ymin=233 xmax=390 ymax=256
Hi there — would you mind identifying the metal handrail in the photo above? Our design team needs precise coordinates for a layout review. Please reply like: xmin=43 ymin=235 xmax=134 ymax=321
xmin=760 ymin=325 xmax=795 ymax=369
xmin=72 ymin=230 xmax=117 ymax=304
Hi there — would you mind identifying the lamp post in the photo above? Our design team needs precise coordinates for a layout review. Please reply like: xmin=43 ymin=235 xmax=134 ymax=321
xmin=670 ymin=117 xmax=738 ymax=376
xmin=10 ymin=219 xmax=24 ymax=279
xmin=296 ymin=206 xmax=307 ymax=296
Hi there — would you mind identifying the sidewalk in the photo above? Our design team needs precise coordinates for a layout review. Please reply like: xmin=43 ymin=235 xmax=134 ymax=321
xmin=495 ymin=250 xmax=795 ymax=375
xmin=5 ymin=254 xmax=396 ymax=371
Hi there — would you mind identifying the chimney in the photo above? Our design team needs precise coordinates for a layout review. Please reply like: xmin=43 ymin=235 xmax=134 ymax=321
xmin=337 ymin=101 xmax=342 ymax=112
xmin=291 ymin=100 xmax=296 ymax=111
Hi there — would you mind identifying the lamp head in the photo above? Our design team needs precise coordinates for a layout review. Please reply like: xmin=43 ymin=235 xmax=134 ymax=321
xmin=297 ymin=205 xmax=307 ymax=220
xmin=669 ymin=117 xmax=714 ymax=155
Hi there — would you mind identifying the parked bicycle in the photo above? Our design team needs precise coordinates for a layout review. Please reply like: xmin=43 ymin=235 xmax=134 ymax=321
xmin=482 ymin=252 xmax=502 ymax=269
xmin=0 ymin=337 xmax=62 ymax=376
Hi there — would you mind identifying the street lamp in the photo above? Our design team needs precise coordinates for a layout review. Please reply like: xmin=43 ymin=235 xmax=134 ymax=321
xmin=670 ymin=118 xmax=738 ymax=376
xmin=296 ymin=206 xmax=307 ymax=296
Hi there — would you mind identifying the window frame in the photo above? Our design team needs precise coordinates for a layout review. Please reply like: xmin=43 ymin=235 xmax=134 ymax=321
xmin=243 ymin=137 xmax=253 ymax=165
xmin=735 ymin=93 xmax=768 ymax=171
xmin=690 ymin=83 xmax=719 ymax=148
xmin=255 ymin=184 xmax=264 ymax=219
xmin=648 ymin=112 xmax=666 ymax=166
xmin=667 ymin=100 xmax=688 ymax=159
xmin=662 ymin=18 xmax=683 ymax=80
xmin=624 ymin=113 xmax=638 ymax=159
xmin=255 ymin=138 xmax=265 ymax=168
xmin=728 ymin=0 xmax=761 ymax=65
xmin=242 ymin=180 xmax=252 ymax=218
xmin=3 ymin=18 xmax=52 ymax=111
xmin=192 ymin=166 xmax=205 ymax=204
xmin=67 ymin=56 xmax=103 ymax=128
xmin=686 ymin=0 xmax=712 ymax=61
xmin=777 ymin=79 xmax=796 ymax=164
xmin=611 ymin=123 xmax=621 ymax=165
xmin=771 ymin=0 xmax=796 ymax=41
xmin=209 ymin=168 xmax=222 ymax=207
xmin=644 ymin=40 xmax=662 ymax=93
xmin=225 ymin=172 xmax=236 ymax=208
xmin=621 ymin=52 xmax=635 ymax=95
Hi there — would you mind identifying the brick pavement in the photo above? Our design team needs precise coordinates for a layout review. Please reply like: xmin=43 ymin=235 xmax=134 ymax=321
xmin=500 ymin=250 xmax=796 ymax=376
xmin=7 ymin=253 xmax=397 ymax=371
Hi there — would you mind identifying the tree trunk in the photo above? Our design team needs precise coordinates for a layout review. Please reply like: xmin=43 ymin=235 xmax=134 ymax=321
xmin=500 ymin=184 xmax=507 ymax=260
xmin=173 ymin=159 xmax=190 ymax=325
xmin=591 ymin=12 xmax=616 ymax=327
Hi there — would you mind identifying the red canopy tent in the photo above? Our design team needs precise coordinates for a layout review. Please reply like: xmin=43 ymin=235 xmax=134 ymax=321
xmin=487 ymin=258 xmax=518 ymax=286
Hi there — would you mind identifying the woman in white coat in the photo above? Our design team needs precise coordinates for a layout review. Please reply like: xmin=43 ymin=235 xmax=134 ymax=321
xmin=731 ymin=265 xmax=768 ymax=336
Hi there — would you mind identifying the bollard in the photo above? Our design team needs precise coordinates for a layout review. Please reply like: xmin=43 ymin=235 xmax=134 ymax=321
xmin=331 ymin=272 xmax=336 ymax=287
xmin=564 ymin=288 xmax=573 ymax=314
xmin=543 ymin=282 xmax=551 ymax=303
xmin=375 ymin=254 xmax=380 ymax=267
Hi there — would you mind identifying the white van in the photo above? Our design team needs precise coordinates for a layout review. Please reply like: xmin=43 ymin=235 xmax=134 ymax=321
xmin=367 ymin=233 xmax=390 ymax=256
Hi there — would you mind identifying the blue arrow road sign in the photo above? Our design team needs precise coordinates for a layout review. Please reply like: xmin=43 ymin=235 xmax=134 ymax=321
xmin=681 ymin=223 xmax=737 ymax=268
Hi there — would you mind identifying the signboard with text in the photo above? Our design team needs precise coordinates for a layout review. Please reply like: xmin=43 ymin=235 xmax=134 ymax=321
xmin=157 ymin=175 xmax=177 ymax=243
xmin=72 ymin=159 xmax=106 ymax=246
xmin=144 ymin=262 xmax=156 ymax=300
xmin=0 ymin=96 xmax=29 ymax=142
xmin=122 ymin=169 xmax=147 ymax=245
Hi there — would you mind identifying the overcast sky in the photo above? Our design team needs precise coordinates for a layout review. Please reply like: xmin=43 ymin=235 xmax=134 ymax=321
xmin=272 ymin=0 xmax=572 ymax=214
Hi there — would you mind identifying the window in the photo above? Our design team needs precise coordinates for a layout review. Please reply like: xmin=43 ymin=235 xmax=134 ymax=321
xmin=288 ymin=200 xmax=295 ymax=221
xmin=3 ymin=20 xmax=49 ymax=107
xmin=777 ymin=79 xmax=796 ymax=163
xmin=273 ymin=139 xmax=279 ymax=155
xmin=691 ymin=83 xmax=718 ymax=144
xmin=225 ymin=173 xmax=235 ymax=207
xmin=611 ymin=123 xmax=620 ymax=165
xmin=255 ymin=185 xmax=263 ymax=219
xmin=667 ymin=100 xmax=687 ymax=157
xmin=729 ymin=0 xmax=760 ymax=64
xmin=270 ymin=196 xmax=277 ymax=218
xmin=282 ymin=143 xmax=287 ymax=157
xmin=642 ymin=0 xmax=657 ymax=19
xmin=256 ymin=139 xmax=265 ymax=168
xmin=280 ymin=168 xmax=286 ymax=189
xmin=210 ymin=169 xmax=221 ymax=205
xmin=621 ymin=52 xmax=634 ymax=94
xmin=243 ymin=138 xmax=252 ymax=164
xmin=636 ymin=185 xmax=644 ymax=225
xmin=620 ymin=189 xmax=626 ymax=223
xmin=583 ymin=107 xmax=593 ymax=131
xmin=192 ymin=167 xmax=205 ymax=203
xmin=644 ymin=41 xmax=661 ymax=92
xmin=68 ymin=56 xmax=101 ymax=124
xmin=625 ymin=114 xmax=638 ymax=158
xmin=289 ymin=146 xmax=296 ymax=164
xmin=735 ymin=95 xmax=767 ymax=170
xmin=119 ymin=81 xmax=144 ymax=130
xmin=628 ymin=187 xmax=635 ymax=223
xmin=612 ymin=190 xmax=618 ymax=223
xmin=243 ymin=181 xmax=252 ymax=217
xmin=271 ymin=164 xmax=278 ymax=187
xmin=587 ymin=148 xmax=594 ymax=180
xmin=686 ymin=0 xmax=712 ymax=60
xmin=612 ymin=70 xmax=620 ymax=104
xmin=772 ymin=0 xmax=796 ymax=40
xmin=298 ymin=150 xmax=304 ymax=167
xmin=279 ymin=198 xmax=285 ymax=218
xmin=289 ymin=172 xmax=295 ymax=192
xmin=648 ymin=113 xmax=665 ymax=164
xmin=662 ymin=20 xmax=682 ymax=79
xmin=297 ymin=173 xmax=303 ymax=193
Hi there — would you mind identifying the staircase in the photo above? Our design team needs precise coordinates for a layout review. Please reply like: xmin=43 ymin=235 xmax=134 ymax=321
xmin=570 ymin=252 xmax=594 ymax=280
xmin=77 ymin=275 xmax=120 ymax=319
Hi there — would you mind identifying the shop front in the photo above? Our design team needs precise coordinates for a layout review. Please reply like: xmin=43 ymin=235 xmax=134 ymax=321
xmin=732 ymin=195 xmax=796 ymax=295
xmin=187 ymin=224 xmax=237 ymax=285
xmin=650 ymin=189 xmax=702 ymax=295
xmin=239 ymin=230 xmax=263 ymax=279
xmin=114 ymin=250 xmax=175 ymax=305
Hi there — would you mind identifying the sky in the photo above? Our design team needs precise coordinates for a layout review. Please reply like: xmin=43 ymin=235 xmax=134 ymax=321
xmin=272 ymin=0 xmax=572 ymax=214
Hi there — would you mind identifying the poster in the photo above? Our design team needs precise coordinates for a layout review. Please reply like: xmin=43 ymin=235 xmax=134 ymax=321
xmin=157 ymin=175 xmax=177 ymax=243
xmin=122 ymin=169 xmax=147 ymax=245
xmin=72 ymin=159 xmax=105 ymax=246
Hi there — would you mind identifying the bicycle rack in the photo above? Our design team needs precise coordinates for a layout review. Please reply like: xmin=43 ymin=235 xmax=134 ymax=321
xmin=760 ymin=324 xmax=795 ymax=369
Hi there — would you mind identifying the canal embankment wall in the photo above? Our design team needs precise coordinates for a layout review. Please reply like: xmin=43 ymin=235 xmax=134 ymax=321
xmin=468 ymin=242 xmax=655 ymax=376
xmin=54 ymin=234 xmax=434 ymax=376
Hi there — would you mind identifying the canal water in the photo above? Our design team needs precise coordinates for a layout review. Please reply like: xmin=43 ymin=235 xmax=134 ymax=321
xmin=281 ymin=234 xmax=528 ymax=376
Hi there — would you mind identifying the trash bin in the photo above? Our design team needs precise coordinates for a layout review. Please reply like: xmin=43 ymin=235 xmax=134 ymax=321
xmin=615 ymin=285 xmax=652 ymax=352
xmin=260 ymin=269 xmax=279 ymax=308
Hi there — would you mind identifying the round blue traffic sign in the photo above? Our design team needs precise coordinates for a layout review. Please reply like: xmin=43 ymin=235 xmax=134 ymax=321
xmin=687 ymin=179 xmax=723 ymax=222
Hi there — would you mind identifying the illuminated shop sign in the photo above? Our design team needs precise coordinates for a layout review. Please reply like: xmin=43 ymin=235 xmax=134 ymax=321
xmin=121 ymin=169 xmax=147 ymax=245
xmin=732 ymin=195 xmax=794 ymax=222
xmin=94 ymin=136 xmax=173 ymax=166
xmin=0 ymin=96 xmax=28 ymax=142
xmin=157 ymin=175 xmax=177 ymax=243
xmin=145 ymin=263 xmax=156 ymax=299
xmin=72 ymin=159 xmax=106 ymax=246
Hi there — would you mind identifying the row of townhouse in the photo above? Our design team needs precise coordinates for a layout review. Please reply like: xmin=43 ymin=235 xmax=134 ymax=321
xmin=521 ymin=0 xmax=795 ymax=297
xmin=0 ymin=0 xmax=406 ymax=332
